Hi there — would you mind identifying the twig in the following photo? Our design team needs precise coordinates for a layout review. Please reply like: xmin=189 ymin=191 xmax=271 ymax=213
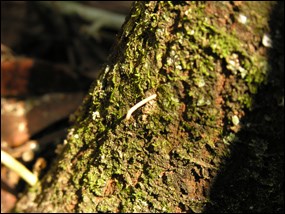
xmin=37 ymin=1 xmax=126 ymax=40
xmin=1 ymin=149 xmax=38 ymax=186
xmin=126 ymin=94 xmax=157 ymax=120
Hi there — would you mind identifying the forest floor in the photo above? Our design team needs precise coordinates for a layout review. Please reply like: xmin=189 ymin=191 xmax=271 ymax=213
xmin=1 ymin=2 xmax=132 ymax=212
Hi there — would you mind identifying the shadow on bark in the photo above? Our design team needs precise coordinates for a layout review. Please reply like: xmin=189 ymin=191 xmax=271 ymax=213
xmin=204 ymin=2 xmax=284 ymax=213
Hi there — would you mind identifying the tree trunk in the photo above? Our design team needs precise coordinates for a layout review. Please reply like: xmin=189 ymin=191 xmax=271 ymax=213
xmin=15 ymin=1 xmax=283 ymax=213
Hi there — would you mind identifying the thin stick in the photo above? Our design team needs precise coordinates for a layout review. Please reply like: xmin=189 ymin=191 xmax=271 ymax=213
xmin=126 ymin=94 xmax=157 ymax=120
xmin=1 ymin=149 xmax=38 ymax=186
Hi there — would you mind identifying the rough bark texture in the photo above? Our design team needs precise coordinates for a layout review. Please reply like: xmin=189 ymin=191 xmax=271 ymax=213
xmin=15 ymin=1 xmax=283 ymax=213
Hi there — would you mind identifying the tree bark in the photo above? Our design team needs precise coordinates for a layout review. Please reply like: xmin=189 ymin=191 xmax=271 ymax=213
xmin=15 ymin=1 xmax=283 ymax=213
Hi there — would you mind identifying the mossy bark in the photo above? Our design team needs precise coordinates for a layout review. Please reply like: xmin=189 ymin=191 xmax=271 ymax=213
xmin=15 ymin=1 xmax=283 ymax=213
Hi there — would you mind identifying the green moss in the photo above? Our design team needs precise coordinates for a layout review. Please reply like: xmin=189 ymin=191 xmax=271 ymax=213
xmin=96 ymin=196 xmax=121 ymax=212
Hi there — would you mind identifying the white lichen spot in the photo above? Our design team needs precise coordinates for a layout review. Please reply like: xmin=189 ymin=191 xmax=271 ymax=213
xmin=166 ymin=57 xmax=173 ymax=65
xmin=126 ymin=131 xmax=134 ymax=136
xmin=212 ymin=44 xmax=217 ymax=49
xmin=238 ymin=66 xmax=248 ymax=78
xmin=262 ymin=33 xmax=272 ymax=48
xmin=92 ymin=111 xmax=100 ymax=120
xmin=204 ymin=17 xmax=209 ymax=23
xmin=170 ymin=50 xmax=176 ymax=57
xmin=105 ymin=65 xmax=110 ymax=73
xmin=139 ymin=200 xmax=148 ymax=207
xmin=118 ymin=150 xmax=123 ymax=159
xmin=237 ymin=13 xmax=247 ymax=24
xmin=226 ymin=53 xmax=247 ymax=78
xmin=195 ymin=77 xmax=205 ymax=87
xmin=197 ymin=97 xmax=211 ymax=106
xmin=223 ymin=138 xmax=230 ymax=145
xmin=142 ymin=114 xmax=148 ymax=121
xmin=185 ymin=8 xmax=192 ymax=16
xmin=156 ymin=28 xmax=164 ymax=37
xmin=226 ymin=53 xmax=239 ymax=74
xmin=175 ymin=64 xmax=182 ymax=70
xmin=228 ymin=60 xmax=235 ymax=67
xmin=232 ymin=115 xmax=240 ymax=126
